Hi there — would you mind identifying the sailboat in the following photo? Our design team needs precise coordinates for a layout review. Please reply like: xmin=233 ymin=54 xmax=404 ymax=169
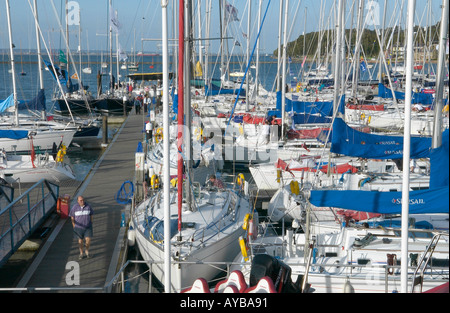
xmin=94 ymin=0 xmax=133 ymax=116
xmin=0 ymin=143 xmax=75 ymax=184
xmin=230 ymin=0 xmax=449 ymax=293
xmin=131 ymin=0 xmax=251 ymax=293
xmin=1 ymin=0 xmax=76 ymax=154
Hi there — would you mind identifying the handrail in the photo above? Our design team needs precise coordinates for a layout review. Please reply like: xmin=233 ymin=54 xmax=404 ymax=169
xmin=411 ymin=233 xmax=449 ymax=293
xmin=0 ymin=179 xmax=59 ymax=267
xmin=1 ymin=258 xmax=447 ymax=293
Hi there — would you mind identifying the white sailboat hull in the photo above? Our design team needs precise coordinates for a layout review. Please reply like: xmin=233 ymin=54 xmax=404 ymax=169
xmin=134 ymin=223 xmax=246 ymax=292
xmin=132 ymin=189 xmax=251 ymax=293
xmin=0 ymin=129 xmax=75 ymax=153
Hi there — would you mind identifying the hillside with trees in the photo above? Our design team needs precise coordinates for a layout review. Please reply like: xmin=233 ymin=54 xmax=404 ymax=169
xmin=274 ymin=22 xmax=442 ymax=60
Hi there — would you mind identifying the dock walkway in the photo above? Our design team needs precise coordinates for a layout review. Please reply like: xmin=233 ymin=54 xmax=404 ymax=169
xmin=16 ymin=113 xmax=145 ymax=292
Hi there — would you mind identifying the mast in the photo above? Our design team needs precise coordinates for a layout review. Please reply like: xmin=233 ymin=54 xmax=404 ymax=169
xmin=432 ymin=0 xmax=449 ymax=148
xmin=33 ymin=0 xmax=45 ymax=119
xmin=333 ymin=0 xmax=344 ymax=115
xmin=33 ymin=0 xmax=44 ymax=91
xmin=109 ymin=0 xmax=113 ymax=92
xmin=204 ymin=0 xmax=212 ymax=89
xmin=5 ymin=0 xmax=19 ymax=126
xmin=184 ymin=0 xmax=192 ymax=207
xmin=177 ymin=0 xmax=185 ymax=235
xmin=65 ymin=0 xmax=70 ymax=77
xmin=255 ymin=0 xmax=262 ymax=97
xmin=351 ymin=0 xmax=364 ymax=99
xmin=276 ymin=0 xmax=283 ymax=91
xmin=161 ymin=0 xmax=171 ymax=294
xmin=400 ymin=0 xmax=415 ymax=294
xmin=281 ymin=0 xmax=289 ymax=138
xmin=245 ymin=0 xmax=251 ymax=108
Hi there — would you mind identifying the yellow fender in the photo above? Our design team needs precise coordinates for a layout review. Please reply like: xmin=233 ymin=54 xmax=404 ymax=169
xmin=155 ymin=128 xmax=163 ymax=143
xmin=239 ymin=236 xmax=249 ymax=262
xmin=238 ymin=123 xmax=244 ymax=135
xmin=55 ymin=144 xmax=67 ymax=162
xmin=276 ymin=169 xmax=281 ymax=183
xmin=290 ymin=180 xmax=300 ymax=195
xmin=236 ymin=173 xmax=245 ymax=187
xmin=242 ymin=213 xmax=251 ymax=231
xmin=367 ymin=115 xmax=371 ymax=124
xmin=151 ymin=174 xmax=160 ymax=189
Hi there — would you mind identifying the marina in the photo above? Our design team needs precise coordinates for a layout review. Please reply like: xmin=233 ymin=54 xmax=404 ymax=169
xmin=0 ymin=0 xmax=449 ymax=295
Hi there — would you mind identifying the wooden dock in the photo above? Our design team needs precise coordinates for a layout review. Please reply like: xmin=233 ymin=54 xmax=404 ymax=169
xmin=14 ymin=113 xmax=145 ymax=292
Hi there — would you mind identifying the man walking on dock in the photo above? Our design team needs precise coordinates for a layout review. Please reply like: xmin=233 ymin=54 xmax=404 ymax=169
xmin=69 ymin=196 xmax=94 ymax=260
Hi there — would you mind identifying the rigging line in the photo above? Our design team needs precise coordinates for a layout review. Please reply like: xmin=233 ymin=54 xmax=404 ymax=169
xmin=224 ymin=0 xmax=272 ymax=137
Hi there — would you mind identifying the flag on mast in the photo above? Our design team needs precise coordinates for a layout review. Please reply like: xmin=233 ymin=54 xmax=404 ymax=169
xmin=110 ymin=6 xmax=121 ymax=33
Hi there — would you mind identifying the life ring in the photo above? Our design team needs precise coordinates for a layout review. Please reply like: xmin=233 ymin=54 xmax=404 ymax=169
xmin=151 ymin=174 xmax=160 ymax=189
xmin=360 ymin=112 xmax=366 ymax=120
xmin=155 ymin=128 xmax=163 ymax=143
xmin=170 ymin=177 xmax=178 ymax=187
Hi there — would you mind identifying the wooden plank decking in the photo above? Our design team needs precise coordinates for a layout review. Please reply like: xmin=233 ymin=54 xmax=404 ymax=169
xmin=14 ymin=113 xmax=145 ymax=292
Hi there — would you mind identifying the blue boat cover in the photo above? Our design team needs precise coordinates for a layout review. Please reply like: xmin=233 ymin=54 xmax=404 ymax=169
xmin=43 ymin=60 xmax=68 ymax=86
xmin=378 ymin=83 xmax=434 ymax=105
xmin=172 ymin=94 xmax=178 ymax=114
xmin=0 ymin=94 xmax=14 ymax=113
xmin=310 ymin=129 xmax=449 ymax=214
xmin=17 ymin=89 xmax=46 ymax=111
xmin=429 ymin=129 xmax=449 ymax=189
xmin=0 ymin=129 xmax=29 ymax=140
xmin=330 ymin=117 xmax=432 ymax=159
xmin=205 ymin=84 xmax=246 ymax=97
xmin=310 ymin=187 xmax=448 ymax=214
xmin=291 ymin=113 xmax=332 ymax=124
xmin=275 ymin=91 xmax=345 ymax=117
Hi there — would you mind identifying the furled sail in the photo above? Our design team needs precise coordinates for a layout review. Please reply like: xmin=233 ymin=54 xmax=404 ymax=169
xmin=330 ymin=117 xmax=432 ymax=159
xmin=310 ymin=130 xmax=449 ymax=214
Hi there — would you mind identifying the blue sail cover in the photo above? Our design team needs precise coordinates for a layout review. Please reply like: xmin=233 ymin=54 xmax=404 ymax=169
xmin=172 ymin=94 xmax=178 ymax=114
xmin=43 ymin=60 xmax=68 ymax=86
xmin=291 ymin=113 xmax=332 ymax=124
xmin=205 ymin=84 xmax=246 ymax=97
xmin=330 ymin=117 xmax=432 ymax=159
xmin=429 ymin=129 xmax=449 ymax=189
xmin=309 ymin=187 xmax=448 ymax=214
xmin=17 ymin=89 xmax=46 ymax=111
xmin=378 ymin=83 xmax=434 ymax=105
xmin=275 ymin=91 xmax=345 ymax=117
xmin=310 ymin=129 xmax=449 ymax=214
xmin=0 ymin=129 xmax=28 ymax=140
xmin=0 ymin=94 xmax=14 ymax=113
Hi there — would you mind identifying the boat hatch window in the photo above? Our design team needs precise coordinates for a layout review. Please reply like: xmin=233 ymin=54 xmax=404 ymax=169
xmin=325 ymin=252 xmax=338 ymax=257
xmin=430 ymin=258 xmax=449 ymax=267
xmin=357 ymin=258 xmax=371 ymax=265
xmin=182 ymin=222 xmax=196 ymax=229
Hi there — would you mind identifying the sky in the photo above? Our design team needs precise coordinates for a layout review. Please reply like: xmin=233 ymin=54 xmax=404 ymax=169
xmin=0 ymin=0 xmax=445 ymax=56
